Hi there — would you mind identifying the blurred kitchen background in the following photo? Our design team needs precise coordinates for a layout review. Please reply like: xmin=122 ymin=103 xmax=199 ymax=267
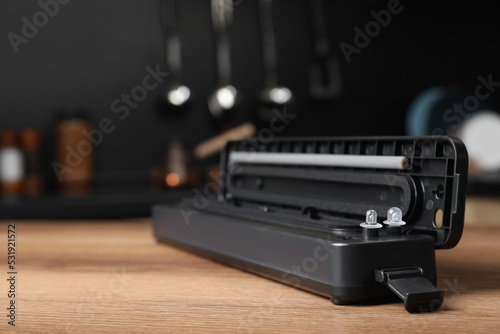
xmin=0 ymin=0 xmax=499 ymax=220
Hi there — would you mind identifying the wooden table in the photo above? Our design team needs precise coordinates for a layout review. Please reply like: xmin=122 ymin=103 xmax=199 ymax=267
xmin=1 ymin=220 xmax=499 ymax=333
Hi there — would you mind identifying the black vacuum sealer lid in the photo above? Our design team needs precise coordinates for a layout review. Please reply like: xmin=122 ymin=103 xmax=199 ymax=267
xmin=217 ymin=136 xmax=468 ymax=249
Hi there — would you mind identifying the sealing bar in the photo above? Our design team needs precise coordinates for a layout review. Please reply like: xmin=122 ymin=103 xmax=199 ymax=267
xmin=229 ymin=152 xmax=409 ymax=170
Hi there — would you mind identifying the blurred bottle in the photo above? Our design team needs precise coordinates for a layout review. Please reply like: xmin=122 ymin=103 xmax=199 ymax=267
xmin=21 ymin=128 xmax=44 ymax=196
xmin=0 ymin=130 xmax=24 ymax=195
xmin=207 ymin=164 xmax=220 ymax=189
xmin=55 ymin=111 xmax=93 ymax=195
xmin=163 ymin=139 xmax=190 ymax=188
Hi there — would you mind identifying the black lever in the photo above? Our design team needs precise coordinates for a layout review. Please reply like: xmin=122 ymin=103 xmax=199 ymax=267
xmin=375 ymin=267 xmax=444 ymax=313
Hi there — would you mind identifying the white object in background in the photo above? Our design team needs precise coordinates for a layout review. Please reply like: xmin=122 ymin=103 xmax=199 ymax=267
xmin=458 ymin=111 xmax=500 ymax=172
xmin=0 ymin=148 xmax=24 ymax=182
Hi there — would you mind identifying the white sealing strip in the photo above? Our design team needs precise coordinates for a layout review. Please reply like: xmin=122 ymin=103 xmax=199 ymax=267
xmin=229 ymin=151 xmax=409 ymax=170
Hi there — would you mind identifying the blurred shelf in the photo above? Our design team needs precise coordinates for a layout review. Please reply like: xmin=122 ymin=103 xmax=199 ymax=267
xmin=0 ymin=188 xmax=193 ymax=220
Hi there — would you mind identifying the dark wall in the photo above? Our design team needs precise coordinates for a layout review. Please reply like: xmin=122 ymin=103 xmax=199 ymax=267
xmin=1 ymin=0 xmax=499 ymax=184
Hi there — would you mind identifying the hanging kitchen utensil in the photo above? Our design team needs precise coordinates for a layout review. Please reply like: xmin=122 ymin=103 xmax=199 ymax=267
xmin=208 ymin=0 xmax=241 ymax=121
xmin=308 ymin=0 xmax=342 ymax=101
xmin=257 ymin=0 xmax=293 ymax=122
xmin=161 ymin=0 xmax=191 ymax=108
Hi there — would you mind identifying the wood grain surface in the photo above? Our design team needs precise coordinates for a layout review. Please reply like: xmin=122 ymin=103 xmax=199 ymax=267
xmin=0 ymin=220 xmax=499 ymax=333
